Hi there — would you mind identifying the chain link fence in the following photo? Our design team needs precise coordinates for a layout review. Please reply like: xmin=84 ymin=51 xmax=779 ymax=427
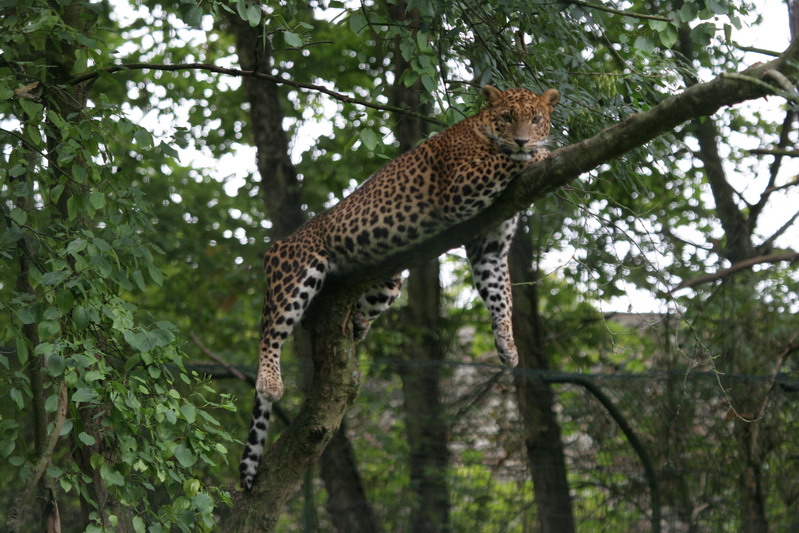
xmin=271 ymin=358 xmax=799 ymax=532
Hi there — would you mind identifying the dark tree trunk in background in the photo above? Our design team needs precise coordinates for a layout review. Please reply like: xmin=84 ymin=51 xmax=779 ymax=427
xmin=389 ymin=4 xmax=451 ymax=531
xmin=509 ymin=219 xmax=576 ymax=533
xmin=399 ymin=263 xmax=451 ymax=533
xmin=226 ymin=14 xmax=380 ymax=533
xmin=320 ymin=420 xmax=380 ymax=533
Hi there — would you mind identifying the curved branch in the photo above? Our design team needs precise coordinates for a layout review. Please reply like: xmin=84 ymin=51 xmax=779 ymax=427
xmin=544 ymin=374 xmax=661 ymax=533
xmin=66 ymin=62 xmax=446 ymax=126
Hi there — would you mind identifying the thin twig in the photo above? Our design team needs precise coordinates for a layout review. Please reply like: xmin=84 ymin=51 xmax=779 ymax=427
xmin=720 ymin=72 xmax=799 ymax=102
xmin=7 ymin=382 xmax=68 ymax=532
xmin=66 ymin=62 xmax=446 ymax=126
xmin=190 ymin=332 xmax=254 ymax=386
xmin=760 ymin=208 xmax=799 ymax=251
xmin=734 ymin=44 xmax=782 ymax=57
xmin=562 ymin=0 xmax=671 ymax=22
xmin=749 ymin=148 xmax=799 ymax=157
xmin=672 ymin=252 xmax=799 ymax=292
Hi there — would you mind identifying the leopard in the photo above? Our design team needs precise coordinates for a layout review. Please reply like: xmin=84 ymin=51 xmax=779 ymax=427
xmin=240 ymin=85 xmax=560 ymax=489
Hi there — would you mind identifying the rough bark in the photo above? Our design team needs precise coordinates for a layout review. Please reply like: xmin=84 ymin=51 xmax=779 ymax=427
xmin=223 ymin=36 xmax=799 ymax=530
xmin=221 ymin=279 xmax=364 ymax=532
xmin=509 ymin=220 xmax=576 ymax=533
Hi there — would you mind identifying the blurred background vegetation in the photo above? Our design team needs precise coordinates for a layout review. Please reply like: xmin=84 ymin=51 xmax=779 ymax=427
xmin=1 ymin=0 xmax=798 ymax=531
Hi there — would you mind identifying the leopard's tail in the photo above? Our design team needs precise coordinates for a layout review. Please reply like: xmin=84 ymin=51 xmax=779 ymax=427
xmin=239 ymin=391 xmax=272 ymax=490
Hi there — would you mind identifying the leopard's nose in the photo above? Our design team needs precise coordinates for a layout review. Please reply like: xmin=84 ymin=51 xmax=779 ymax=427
xmin=514 ymin=138 xmax=529 ymax=147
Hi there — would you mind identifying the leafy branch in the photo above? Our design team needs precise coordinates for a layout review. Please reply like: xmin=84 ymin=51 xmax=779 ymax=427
xmin=66 ymin=62 xmax=447 ymax=126
xmin=561 ymin=0 xmax=671 ymax=22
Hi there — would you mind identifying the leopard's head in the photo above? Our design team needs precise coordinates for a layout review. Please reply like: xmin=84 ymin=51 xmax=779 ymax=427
xmin=478 ymin=86 xmax=559 ymax=162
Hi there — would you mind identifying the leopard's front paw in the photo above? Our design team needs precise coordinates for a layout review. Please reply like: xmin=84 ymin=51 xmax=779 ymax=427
xmin=256 ymin=374 xmax=284 ymax=402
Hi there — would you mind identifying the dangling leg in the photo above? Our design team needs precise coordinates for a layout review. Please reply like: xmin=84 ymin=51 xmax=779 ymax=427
xmin=352 ymin=274 xmax=403 ymax=341
xmin=465 ymin=216 xmax=519 ymax=367
xmin=239 ymin=391 xmax=272 ymax=490
xmin=256 ymin=240 xmax=330 ymax=402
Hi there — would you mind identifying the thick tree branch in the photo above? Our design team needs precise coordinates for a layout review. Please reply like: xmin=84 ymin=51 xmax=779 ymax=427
xmin=66 ymin=62 xmax=446 ymax=126
xmin=346 ymin=36 xmax=799 ymax=290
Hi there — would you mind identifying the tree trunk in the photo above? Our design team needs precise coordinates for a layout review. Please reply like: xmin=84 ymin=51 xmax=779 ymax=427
xmin=222 ymin=279 xmax=365 ymax=532
xmin=509 ymin=219 xmax=575 ymax=533
xmin=320 ymin=420 xmax=380 ymax=533
xmin=225 ymin=13 xmax=379 ymax=531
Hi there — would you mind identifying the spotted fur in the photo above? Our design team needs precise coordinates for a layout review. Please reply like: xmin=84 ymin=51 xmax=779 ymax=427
xmin=240 ymin=86 xmax=559 ymax=489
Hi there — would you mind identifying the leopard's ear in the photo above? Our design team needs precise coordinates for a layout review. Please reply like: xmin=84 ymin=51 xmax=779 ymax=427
xmin=541 ymin=88 xmax=560 ymax=113
xmin=482 ymin=86 xmax=504 ymax=107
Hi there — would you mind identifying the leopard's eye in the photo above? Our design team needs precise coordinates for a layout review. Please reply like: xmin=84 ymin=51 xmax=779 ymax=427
xmin=532 ymin=115 xmax=542 ymax=124
xmin=500 ymin=113 xmax=513 ymax=123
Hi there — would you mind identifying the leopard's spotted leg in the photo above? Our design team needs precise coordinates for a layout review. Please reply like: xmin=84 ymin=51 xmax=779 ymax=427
xmin=353 ymin=274 xmax=403 ymax=340
xmin=257 ymin=240 xmax=330 ymax=402
xmin=465 ymin=215 xmax=519 ymax=367
xmin=239 ymin=391 xmax=271 ymax=490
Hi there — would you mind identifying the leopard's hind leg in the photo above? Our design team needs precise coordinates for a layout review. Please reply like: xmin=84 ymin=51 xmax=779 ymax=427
xmin=465 ymin=215 xmax=519 ymax=367
xmin=257 ymin=240 xmax=330 ymax=402
xmin=239 ymin=391 xmax=271 ymax=490
xmin=352 ymin=274 xmax=403 ymax=340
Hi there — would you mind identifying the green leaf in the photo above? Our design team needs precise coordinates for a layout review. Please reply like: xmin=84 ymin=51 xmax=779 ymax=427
xmin=89 ymin=191 xmax=106 ymax=210
xmin=59 ymin=420 xmax=73 ymax=436
xmin=246 ymin=4 xmax=261 ymax=26
xmin=349 ymin=11 xmax=367 ymax=33
xmin=10 ymin=388 xmax=24 ymax=409
xmin=73 ymin=306 xmax=90 ymax=331
xmin=100 ymin=464 xmax=125 ymax=486
xmin=41 ymin=269 xmax=70 ymax=286
xmin=72 ymin=387 xmax=98 ymax=404
xmin=37 ymin=320 xmax=60 ymax=339
xmin=50 ymin=183 xmax=65 ymax=203
xmin=15 ymin=338 xmax=28 ymax=365
xmin=283 ymin=31 xmax=302 ymax=47
xmin=658 ymin=26 xmax=678 ymax=49
xmin=648 ymin=20 xmax=668 ymax=32
xmin=19 ymin=98 xmax=43 ymax=119
xmin=132 ymin=516 xmax=145 ymax=533
xmin=175 ymin=443 xmax=197 ymax=468
xmin=359 ymin=128 xmax=380 ymax=151
xmin=48 ymin=353 xmax=65 ymax=376
xmin=78 ymin=432 xmax=96 ymax=446
xmin=15 ymin=307 xmax=36 ymax=325
xmin=9 ymin=207 xmax=26 ymax=226
xmin=134 ymin=128 xmax=153 ymax=149
xmin=633 ymin=36 xmax=654 ymax=54
xmin=180 ymin=404 xmax=196 ymax=424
